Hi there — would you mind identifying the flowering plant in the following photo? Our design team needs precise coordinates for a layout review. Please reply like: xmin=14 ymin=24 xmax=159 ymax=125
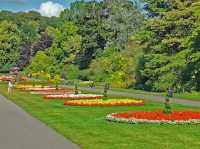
xmin=64 ymin=99 xmax=144 ymax=106
xmin=106 ymin=111 xmax=200 ymax=124
xmin=22 ymin=87 xmax=66 ymax=92
xmin=45 ymin=94 xmax=103 ymax=100
xmin=15 ymin=85 xmax=50 ymax=89
xmin=0 ymin=76 xmax=15 ymax=81
xmin=30 ymin=90 xmax=73 ymax=95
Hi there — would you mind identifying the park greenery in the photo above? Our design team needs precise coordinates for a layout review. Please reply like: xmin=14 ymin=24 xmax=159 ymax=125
xmin=1 ymin=0 xmax=200 ymax=93
xmin=0 ymin=83 xmax=200 ymax=149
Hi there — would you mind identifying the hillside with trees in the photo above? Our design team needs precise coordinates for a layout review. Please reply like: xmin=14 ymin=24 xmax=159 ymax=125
xmin=1 ymin=0 xmax=200 ymax=92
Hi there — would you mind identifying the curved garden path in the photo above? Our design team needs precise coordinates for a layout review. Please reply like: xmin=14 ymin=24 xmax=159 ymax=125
xmin=0 ymin=94 xmax=80 ymax=149
xmin=64 ymin=85 xmax=200 ymax=108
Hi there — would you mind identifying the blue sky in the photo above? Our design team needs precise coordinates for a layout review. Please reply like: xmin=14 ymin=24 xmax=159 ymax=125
xmin=0 ymin=0 xmax=74 ymax=12
xmin=0 ymin=0 xmax=143 ymax=17
xmin=0 ymin=0 xmax=141 ymax=11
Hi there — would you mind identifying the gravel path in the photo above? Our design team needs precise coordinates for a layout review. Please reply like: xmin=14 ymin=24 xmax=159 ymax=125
xmin=65 ymin=86 xmax=200 ymax=108
xmin=0 ymin=94 xmax=80 ymax=149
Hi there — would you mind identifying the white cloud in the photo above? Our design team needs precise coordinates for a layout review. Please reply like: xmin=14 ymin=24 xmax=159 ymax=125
xmin=38 ymin=1 xmax=64 ymax=17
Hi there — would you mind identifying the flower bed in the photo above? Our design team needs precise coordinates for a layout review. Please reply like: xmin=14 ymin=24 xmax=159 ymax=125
xmin=45 ymin=94 xmax=103 ymax=100
xmin=15 ymin=85 xmax=50 ymax=90
xmin=16 ymin=85 xmax=74 ymax=94
xmin=18 ymin=80 xmax=53 ymax=85
xmin=106 ymin=111 xmax=200 ymax=124
xmin=23 ymin=87 xmax=66 ymax=92
xmin=31 ymin=89 xmax=73 ymax=95
xmin=64 ymin=99 xmax=144 ymax=106
xmin=0 ymin=76 xmax=15 ymax=81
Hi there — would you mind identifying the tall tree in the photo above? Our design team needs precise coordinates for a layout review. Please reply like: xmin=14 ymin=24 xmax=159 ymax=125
xmin=60 ymin=0 xmax=143 ymax=69
xmin=136 ymin=0 xmax=199 ymax=91
xmin=0 ymin=20 xmax=21 ymax=72
xmin=47 ymin=22 xmax=81 ymax=68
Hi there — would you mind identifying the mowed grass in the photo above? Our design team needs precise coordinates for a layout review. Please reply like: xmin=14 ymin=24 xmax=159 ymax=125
xmin=174 ymin=91 xmax=200 ymax=101
xmin=69 ymin=84 xmax=200 ymax=101
xmin=0 ymin=84 xmax=200 ymax=149
xmin=113 ymin=88 xmax=200 ymax=101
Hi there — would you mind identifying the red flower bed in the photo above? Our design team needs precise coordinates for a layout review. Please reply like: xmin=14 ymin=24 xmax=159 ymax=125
xmin=106 ymin=111 xmax=200 ymax=124
xmin=44 ymin=94 xmax=103 ymax=100
xmin=23 ymin=88 xmax=66 ymax=92
xmin=32 ymin=88 xmax=72 ymax=92
xmin=31 ymin=90 xmax=73 ymax=95
xmin=113 ymin=111 xmax=200 ymax=121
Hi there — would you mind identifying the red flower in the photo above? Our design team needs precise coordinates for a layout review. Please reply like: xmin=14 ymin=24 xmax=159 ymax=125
xmin=112 ymin=111 xmax=200 ymax=121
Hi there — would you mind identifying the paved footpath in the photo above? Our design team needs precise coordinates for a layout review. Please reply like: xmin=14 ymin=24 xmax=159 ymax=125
xmin=64 ymin=86 xmax=200 ymax=108
xmin=0 ymin=95 xmax=80 ymax=149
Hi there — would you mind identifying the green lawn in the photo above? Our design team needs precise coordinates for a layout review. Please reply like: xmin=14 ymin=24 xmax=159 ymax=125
xmin=0 ymin=84 xmax=200 ymax=149
xmin=174 ymin=91 xmax=200 ymax=101
xmin=111 ymin=87 xmax=200 ymax=101
xmin=75 ymin=84 xmax=200 ymax=101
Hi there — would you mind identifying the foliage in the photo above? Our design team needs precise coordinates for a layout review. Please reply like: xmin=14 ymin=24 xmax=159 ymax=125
xmin=0 ymin=0 xmax=144 ymax=89
xmin=25 ymin=51 xmax=53 ymax=78
xmin=0 ymin=20 xmax=21 ymax=72
xmin=62 ymin=65 xmax=80 ymax=80
xmin=74 ymin=83 xmax=79 ymax=95
xmin=27 ymin=21 xmax=81 ymax=78
xmin=52 ymin=74 xmax=62 ymax=89
xmin=47 ymin=22 xmax=81 ymax=65
xmin=61 ymin=0 xmax=143 ymax=69
xmin=0 ymin=11 xmax=57 ymax=70
xmin=89 ymin=41 xmax=142 ymax=88
xmin=4 ymin=0 xmax=200 ymax=92
xmin=163 ymin=96 xmax=172 ymax=114
xmin=135 ymin=0 xmax=200 ymax=92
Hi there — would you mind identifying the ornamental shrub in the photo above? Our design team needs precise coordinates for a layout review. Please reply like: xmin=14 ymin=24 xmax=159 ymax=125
xmin=163 ymin=96 xmax=172 ymax=114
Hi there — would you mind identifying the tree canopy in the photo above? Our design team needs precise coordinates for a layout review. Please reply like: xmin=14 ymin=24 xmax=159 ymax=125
xmin=2 ymin=0 xmax=200 ymax=92
xmin=135 ymin=0 xmax=200 ymax=91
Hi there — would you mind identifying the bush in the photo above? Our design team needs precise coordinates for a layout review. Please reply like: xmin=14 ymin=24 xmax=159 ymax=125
xmin=78 ymin=69 xmax=91 ymax=81
xmin=153 ymin=73 xmax=175 ymax=92
xmin=62 ymin=65 xmax=79 ymax=80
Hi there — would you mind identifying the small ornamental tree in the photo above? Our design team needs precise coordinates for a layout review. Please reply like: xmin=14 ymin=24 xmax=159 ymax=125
xmin=163 ymin=88 xmax=173 ymax=114
xmin=53 ymin=75 xmax=61 ymax=90
xmin=74 ymin=83 xmax=79 ymax=95
xmin=103 ymin=82 xmax=110 ymax=97
xmin=164 ymin=96 xmax=171 ymax=114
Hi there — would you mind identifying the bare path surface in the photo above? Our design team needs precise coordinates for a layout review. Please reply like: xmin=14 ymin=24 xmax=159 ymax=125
xmin=64 ymin=85 xmax=200 ymax=108
xmin=0 ymin=94 xmax=80 ymax=149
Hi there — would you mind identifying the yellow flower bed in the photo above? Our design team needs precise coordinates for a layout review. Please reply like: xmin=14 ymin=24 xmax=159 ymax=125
xmin=64 ymin=99 xmax=144 ymax=106
xmin=15 ymin=85 xmax=49 ymax=89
